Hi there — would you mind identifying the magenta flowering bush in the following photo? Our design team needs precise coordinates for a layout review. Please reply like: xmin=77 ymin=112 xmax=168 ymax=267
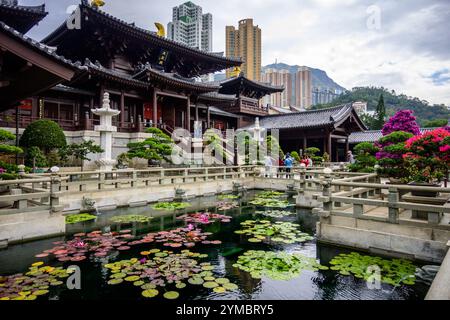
xmin=376 ymin=110 xmax=421 ymax=180
xmin=381 ymin=110 xmax=420 ymax=136
xmin=403 ymin=128 xmax=450 ymax=183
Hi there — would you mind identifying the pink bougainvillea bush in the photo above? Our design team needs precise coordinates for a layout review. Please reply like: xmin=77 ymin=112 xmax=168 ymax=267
xmin=403 ymin=128 xmax=450 ymax=183
xmin=381 ymin=110 xmax=420 ymax=136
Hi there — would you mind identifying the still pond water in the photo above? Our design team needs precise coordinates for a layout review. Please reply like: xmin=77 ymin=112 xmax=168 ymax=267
xmin=0 ymin=191 xmax=430 ymax=300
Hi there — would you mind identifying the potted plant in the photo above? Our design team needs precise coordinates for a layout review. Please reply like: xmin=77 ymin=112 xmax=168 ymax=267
xmin=403 ymin=128 xmax=450 ymax=197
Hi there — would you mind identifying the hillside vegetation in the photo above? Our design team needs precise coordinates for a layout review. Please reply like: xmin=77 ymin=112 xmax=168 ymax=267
xmin=312 ymin=87 xmax=450 ymax=126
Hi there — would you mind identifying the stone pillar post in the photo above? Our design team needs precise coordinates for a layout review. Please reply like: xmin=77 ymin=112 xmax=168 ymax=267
xmin=388 ymin=187 xmax=399 ymax=223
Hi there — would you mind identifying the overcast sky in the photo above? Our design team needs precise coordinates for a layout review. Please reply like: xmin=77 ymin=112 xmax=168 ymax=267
xmin=23 ymin=0 xmax=450 ymax=106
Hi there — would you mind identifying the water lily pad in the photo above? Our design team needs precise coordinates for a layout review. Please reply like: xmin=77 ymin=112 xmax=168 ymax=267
xmin=233 ymin=250 xmax=325 ymax=281
xmin=213 ymin=286 xmax=226 ymax=293
xmin=163 ymin=291 xmax=179 ymax=299
xmin=188 ymin=277 xmax=204 ymax=285
xmin=203 ymin=281 xmax=219 ymax=288
xmin=107 ymin=279 xmax=123 ymax=285
xmin=216 ymin=278 xmax=230 ymax=285
xmin=142 ymin=289 xmax=159 ymax=298
xmin=175 ymin=282 xmax=186 ymax=289
xmin=223 ymin=283 xmax=239 ymax=290
xmin=125 ymin=276 xmax=140 ymax=282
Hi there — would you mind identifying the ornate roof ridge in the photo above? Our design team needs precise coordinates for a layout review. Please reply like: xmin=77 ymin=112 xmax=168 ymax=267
xmin=0 ymin=3 xmax=47 ymax=15
xmin=43 ymin=2 xmax=241 ymax=67
xmin=0 ymin=21 xmax=81 ymax=69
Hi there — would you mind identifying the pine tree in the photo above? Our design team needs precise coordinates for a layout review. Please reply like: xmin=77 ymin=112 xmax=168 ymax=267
xmin=374 ymin=94 xmax=386 ymax=130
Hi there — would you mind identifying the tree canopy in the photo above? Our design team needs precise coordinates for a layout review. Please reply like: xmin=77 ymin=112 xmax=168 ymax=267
xmin=311 ymin=86 xmax=450 ymax=127
xmin=19 ymin=120 xmax=66 ymax=152
xmin=126 ymin=127 xmax=174 ymax=162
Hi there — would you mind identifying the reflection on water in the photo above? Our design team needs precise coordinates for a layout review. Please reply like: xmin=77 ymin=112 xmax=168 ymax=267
xmin=0 ymin=190 xmax=429 ymax=300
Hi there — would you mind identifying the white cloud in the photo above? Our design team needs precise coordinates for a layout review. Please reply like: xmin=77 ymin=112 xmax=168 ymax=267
xmin=24 ymin=0 xmax=450 ymax=105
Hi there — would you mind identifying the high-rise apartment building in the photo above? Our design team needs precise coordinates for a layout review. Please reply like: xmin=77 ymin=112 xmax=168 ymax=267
xmin=261 ymin=68 xmax=291 ymax=107
xmin=295 ymin=67 xmax=312 ymax=109
xmin=167 ymin=1 xmax=212 ymax=52
xmin=312 ymin=87 xmax=340 ymax=105
xmin=225 ymin=19 xmax=261 ymax=81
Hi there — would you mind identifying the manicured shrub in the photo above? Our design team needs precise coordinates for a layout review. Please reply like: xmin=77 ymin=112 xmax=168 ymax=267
xmin=305 ymin=147 xmax=323 ymax=164
xmin=19 ymin=119 xmax=67 ymax=153
xmin=349 ymin=142 xmax=379 ymax=173
xmin=376 ymin=131 xmax=413 ymax=180
xmin=0 ymin=129 xmax=22 ymax=156
xmin=290 ymin=151 xmax=300 ymax=162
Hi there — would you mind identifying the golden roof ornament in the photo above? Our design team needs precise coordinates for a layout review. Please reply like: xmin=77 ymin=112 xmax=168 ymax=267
xmin=91 ymin=0 xmax=105 ymax=8
xmin=230 ymin=66 xmax=241 ymax=78
xmin=154 ymin=23 xmax=165 ymax=37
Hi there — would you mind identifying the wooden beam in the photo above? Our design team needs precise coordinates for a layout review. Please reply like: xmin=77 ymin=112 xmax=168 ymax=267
xmin=0 ymin=32 xmax=75 ymax=80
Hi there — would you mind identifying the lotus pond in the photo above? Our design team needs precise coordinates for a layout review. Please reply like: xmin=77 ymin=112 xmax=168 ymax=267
xmin=0 ymin=190 xmax=430 ymax=300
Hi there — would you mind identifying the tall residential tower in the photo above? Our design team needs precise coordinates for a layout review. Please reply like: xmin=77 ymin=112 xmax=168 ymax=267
xmin=261 ymin=68 xmax=292 ymax=108
xmin=225 ymin=19 xmax=261 ymax=81
xmin=295 ymin=67 xmax=312 ymax=109
xmin=167 ymin=1 xmax=212 ymax=52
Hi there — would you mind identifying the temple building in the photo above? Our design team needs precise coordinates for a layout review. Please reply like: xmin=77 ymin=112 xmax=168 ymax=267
xmin=0 ymin=1 xmax=245 ymax=163
xmin=0 ymin=0 xmax=368 ymax=165
xmin=242 ymin=104 xmax=367 ymax=162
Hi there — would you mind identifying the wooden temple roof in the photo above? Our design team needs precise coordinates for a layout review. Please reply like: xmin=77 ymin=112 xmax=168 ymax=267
xmin=42 ymin=1 xmax=242 ymax=78
xmin=0 ymin=21 xmax=80 ymax=110
xmin=349 ymin=127 xmax=436 ymax=144
xmin=0 ymin=2 xmax=47 ymax=34
xmin=218 ymin=74 xmax=285 ymax=100
xmin=241 ymin=104 xmax=367 ymax=132
xmin=132 ymin=64 xmax=220 ymax=93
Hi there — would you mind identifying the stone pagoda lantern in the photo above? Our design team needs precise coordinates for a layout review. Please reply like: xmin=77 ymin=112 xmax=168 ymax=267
xmin=91 ymin=92 xmax=120 ymax=171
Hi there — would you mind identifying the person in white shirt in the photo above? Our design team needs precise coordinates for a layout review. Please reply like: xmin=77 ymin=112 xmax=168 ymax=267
xmin=264 ymin=155 xmax=273 ymax=178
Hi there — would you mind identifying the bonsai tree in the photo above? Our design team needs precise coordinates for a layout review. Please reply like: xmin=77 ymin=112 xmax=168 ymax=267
xmin=60 ymin=140 xmax=103 ymax=171
xmin=376 ymin=131 xmax=413 ymax=180
xmin=204 ymin=131 xmax=228 ymax=164
xmin=265 ymin=135 xmax=284 ymax=159
xmin=126 ymin=127 xmax=174 ymax=165
xmin=376 ymin=110 xmax=420 ymax=181
xmin=0 ymin=129 xmax=23 ymax=179
xmin=0 ymin=129 xmax=23 ymax=156
xmin=403 ymin=128 xmax=450 ymax=184
xmin=26 ymin=146 xmax=48 ymax=171
xmin=291 ymin=151 xmax=300 ymax=163
xmin=305 ymin=147 xmax=323 ymax=164
xmin=349 ymin=142 xmax=379 ymax=173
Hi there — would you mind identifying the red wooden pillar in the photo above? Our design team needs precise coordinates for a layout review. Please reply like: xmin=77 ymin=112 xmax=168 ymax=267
xmin=120 ymin=91 xmax=125 ymax=128
xmin=186 ymin=95 xmax=191 ymax=132
xmin=152 ymin=89 xmax=158 ymax=126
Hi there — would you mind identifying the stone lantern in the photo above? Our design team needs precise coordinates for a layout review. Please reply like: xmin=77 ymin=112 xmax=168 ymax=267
xmin=91 ymin=92 xmax=120 ymax=171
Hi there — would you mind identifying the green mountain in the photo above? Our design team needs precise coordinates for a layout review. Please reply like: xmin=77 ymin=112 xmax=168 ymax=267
xmin=312 ymin=86 xmax=450 ymax=126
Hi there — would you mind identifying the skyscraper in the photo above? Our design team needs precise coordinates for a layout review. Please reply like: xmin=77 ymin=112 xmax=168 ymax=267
xmin=225 ymin=19 xmax=261 ymax=81
xmin=295 ymin=67 xmax=312 ymax=109
xmin=261 ymin=68 xmax=291 ymax=107
xmin=167 ymin=2 xmax=212 ymax=52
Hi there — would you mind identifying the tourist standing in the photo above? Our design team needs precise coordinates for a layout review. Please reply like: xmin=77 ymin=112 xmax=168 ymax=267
xmin=284 ymin=153 xmax=294 ymax=178
xmin=264 ymin=155 xmax=273 ymax=178
xmin=347 ymin=151 xmax=355 ymax=164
